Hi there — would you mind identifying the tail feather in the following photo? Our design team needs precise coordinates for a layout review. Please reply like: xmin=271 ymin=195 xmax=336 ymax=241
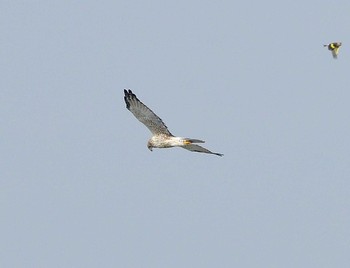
xmin=182 ymin=144 xmax=223 ymax=157
xmin=185 ymin=138 xmax=205 ymax=144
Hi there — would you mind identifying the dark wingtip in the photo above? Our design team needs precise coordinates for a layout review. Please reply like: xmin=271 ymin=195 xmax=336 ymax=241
xmin=124 ymin=89 xmax=136 ymax=98
xmin=124 ymin=97 xmax=129 ymax=109
xmin=124 ymin=89 xmax=139 ymax=110
xmin=124 ymin=89 xmax=133 ymax=96
xmin=124 ymin=89 xmax=131 ymax=109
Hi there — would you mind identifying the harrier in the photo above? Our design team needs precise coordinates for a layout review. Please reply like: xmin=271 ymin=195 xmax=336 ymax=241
xmin=124 ymin=89 xmax=223 ymax=156
xmin=324 ymin=42 xmax=342 ymax=59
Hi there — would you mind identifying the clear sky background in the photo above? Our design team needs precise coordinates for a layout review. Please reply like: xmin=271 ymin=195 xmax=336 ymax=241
xmin=1 ymin=1 xmax=350 ymax=267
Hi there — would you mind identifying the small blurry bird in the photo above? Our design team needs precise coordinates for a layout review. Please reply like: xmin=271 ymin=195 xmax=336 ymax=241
xmin=324 ymin=42 xmax=342 ymax=59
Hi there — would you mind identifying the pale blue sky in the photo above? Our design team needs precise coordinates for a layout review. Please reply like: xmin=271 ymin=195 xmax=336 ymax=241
xmin=1 ymin=1 xmax=350 ymax=267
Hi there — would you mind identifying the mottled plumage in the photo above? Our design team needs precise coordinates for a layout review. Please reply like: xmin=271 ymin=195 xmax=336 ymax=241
xmin=124 ymin=89 xmax=223 ymax=157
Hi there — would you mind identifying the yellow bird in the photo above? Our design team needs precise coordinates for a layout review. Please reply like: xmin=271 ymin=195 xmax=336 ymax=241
xmin=324 ymin=42 xmax=342 ymax=59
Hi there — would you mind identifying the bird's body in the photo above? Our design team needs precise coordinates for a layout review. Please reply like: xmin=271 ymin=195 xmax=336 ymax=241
xmin=324 ymin=42 xmax=342 ymax=59
xmin=148 ymin=135 xmax=204 ymax=149
xmin=124 ymin=89 xmax=223 ymax=157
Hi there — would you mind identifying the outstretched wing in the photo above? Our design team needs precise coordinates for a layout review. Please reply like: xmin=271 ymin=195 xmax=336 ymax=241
xmin=182 ymin=144 xmax=223 ymax=157
xmin=124 ymin=89 xmax=172 ymax=136
xmin=332 ymin=47 xmax=339 ymax=59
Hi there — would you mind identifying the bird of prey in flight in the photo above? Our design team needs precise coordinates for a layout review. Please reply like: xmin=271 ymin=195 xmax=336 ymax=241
xmin=124 ymin=89 xmax=223 ymax=157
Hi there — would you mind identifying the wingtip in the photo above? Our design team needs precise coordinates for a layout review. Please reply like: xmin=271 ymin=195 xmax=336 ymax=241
xmin=124 ymin=89 xmax=137 ymax=99
xmin=124 ymin=97 xmax=130 ymax=109
xmin=124 ymin=89 xmax=132 ymax=109
xmin=124 ymin=89 xmax=133 ymax=95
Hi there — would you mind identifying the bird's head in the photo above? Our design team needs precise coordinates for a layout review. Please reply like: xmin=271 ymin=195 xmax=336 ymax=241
xmin=147 ymin=141 xmax=153 ymax=151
